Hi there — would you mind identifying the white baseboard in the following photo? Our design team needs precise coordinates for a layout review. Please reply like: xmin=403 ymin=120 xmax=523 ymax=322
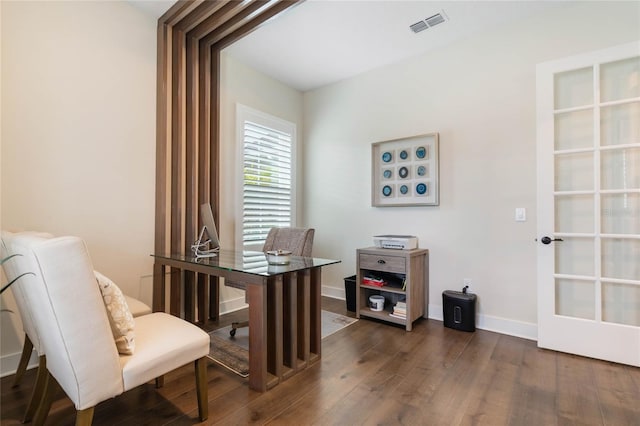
xmin=0 ymin=349 xmax=38 ymax=378
xmin=428 ymin=303 xmax=537 ymax=341
xmin=322 ymin=285 xmax=346 ymax=300
xmin=219 ymin=296 xmax=248 ymax=315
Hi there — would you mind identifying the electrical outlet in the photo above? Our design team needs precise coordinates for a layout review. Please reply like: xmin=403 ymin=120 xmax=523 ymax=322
xmin=463 ymin=278 xmax=472 ymax=292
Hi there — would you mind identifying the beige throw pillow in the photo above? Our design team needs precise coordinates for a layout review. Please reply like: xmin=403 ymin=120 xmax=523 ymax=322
xmin=95 ymin=271 xmax=135 ymax=355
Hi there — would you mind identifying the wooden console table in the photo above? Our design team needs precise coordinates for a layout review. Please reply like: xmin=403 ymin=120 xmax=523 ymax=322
xmin=152 ymin=251 xmax=340 ymax=392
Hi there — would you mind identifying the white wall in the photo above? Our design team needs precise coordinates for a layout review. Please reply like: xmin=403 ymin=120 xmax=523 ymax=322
xmin=218 ymin=52 xmax=304 ymax=312
xmin=303 ymin=1 xmax=640 ymax=339
xmin=1 ymin=1 xmax=156 ymax=374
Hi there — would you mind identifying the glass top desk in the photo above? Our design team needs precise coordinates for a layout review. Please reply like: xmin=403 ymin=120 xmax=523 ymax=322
xmin=152 ymin=250 xmax=340 ymax=392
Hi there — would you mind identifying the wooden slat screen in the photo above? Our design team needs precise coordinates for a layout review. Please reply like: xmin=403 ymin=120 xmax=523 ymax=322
xmin=154 ymin=0 xmax=302 ymax=322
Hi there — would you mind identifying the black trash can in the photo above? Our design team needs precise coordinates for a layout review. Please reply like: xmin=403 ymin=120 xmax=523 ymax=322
xmin=443 ymin=289 xmax=477 ymax=332
xmin=344 ymin=275 xmax=356 ymax=312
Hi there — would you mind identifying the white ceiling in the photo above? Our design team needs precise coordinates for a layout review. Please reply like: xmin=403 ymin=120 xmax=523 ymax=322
xmin=130 ymin=0 xmax=567 ymax=92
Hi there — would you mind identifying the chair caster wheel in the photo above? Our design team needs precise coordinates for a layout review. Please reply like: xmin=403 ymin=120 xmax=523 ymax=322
xmin=230 ymin=328 xmax=236 ymax=337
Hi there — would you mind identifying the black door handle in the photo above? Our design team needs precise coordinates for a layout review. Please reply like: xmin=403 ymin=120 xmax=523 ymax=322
xmin=540 ymin=236 xmax=564 ymax=245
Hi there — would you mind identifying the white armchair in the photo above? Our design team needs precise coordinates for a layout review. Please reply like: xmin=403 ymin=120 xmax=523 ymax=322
xmin=4 ymin=234 xmax=209 ymax=425
xmin=1 ymin=230 xmax=152 ymax=423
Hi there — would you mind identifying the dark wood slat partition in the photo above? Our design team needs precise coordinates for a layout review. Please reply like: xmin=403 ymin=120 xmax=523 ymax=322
xmin=154 ymin=0 xmax=302 ymax=321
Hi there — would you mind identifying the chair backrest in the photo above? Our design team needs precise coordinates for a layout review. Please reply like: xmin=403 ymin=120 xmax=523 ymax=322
xmin=1 ymin=230 xmax=53 ymax=356
xmin=262 ymin=227 xmax=315 ymax=256
xmin=6 ymin=234 xmax=123 ymax=410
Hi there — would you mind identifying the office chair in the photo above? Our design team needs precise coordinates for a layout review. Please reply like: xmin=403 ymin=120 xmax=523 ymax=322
xmin=226 ymin=227 xmax=314 ymax=336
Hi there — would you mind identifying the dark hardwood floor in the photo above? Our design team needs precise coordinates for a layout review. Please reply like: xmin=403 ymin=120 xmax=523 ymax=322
xmin=2 ymin=297 xmax=639 ymax=425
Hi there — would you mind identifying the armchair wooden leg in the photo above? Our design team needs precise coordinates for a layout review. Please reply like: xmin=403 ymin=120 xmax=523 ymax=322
xmin=195 ymin=357 xmax=208 ymax=421
xmin=155 ymin=375 xmax=164 ymax=388
xmin=13 ymin=334 xmax=34 ymax=387
xmin=32 ymin=370 xmax=54 ymax=426
xmin=23 ymin=355 xmax=47 ymax=423
xmin=75 ymin=407 xmax=95 ymax=426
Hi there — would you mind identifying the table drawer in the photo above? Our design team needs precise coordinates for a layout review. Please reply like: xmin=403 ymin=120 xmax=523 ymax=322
xmin=359 ymin=253 xmax=406 ymax=274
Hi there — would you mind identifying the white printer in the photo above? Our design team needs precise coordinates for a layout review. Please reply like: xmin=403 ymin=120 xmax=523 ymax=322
xmin=373 ymin=235 xmax=418 ymax=250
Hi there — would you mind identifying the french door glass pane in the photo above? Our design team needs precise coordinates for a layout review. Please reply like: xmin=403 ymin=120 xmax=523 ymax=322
xmin=555 ymin=194 xmax=593 ymax=233
xmin=555 ymin=109 xmax=594 ymax=150
xmin=601 ymin=147 xmax=640 ymax=190
xmin=554 ymin=67 xmax=593 ymax=109
xmin=601 ymin=238 xmax=640 ymax=280
xmin=555 ymin=152 xmax=593 ymax=191
xmin=600 ymin=57 xmax=640 ymax=102
xmin=601 ymin=193 xmax=640 ymax=234
xmin=555 ymin=278 xmax=595 ymax=320
xmin=602 ymin=282 xmax=640 ymax=326
xmin=600 ymin=102 xmax=640 ymax=146
xmin=555 ymin=237 xmax=594 ymax=276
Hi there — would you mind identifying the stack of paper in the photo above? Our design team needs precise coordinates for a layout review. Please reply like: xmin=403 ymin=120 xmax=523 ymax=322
xmin=390 ymin=301 xmax=406 ymax=319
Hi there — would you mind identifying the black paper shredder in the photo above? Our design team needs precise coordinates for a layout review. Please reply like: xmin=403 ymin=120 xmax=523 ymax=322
xmin=442 ymin=289 xmax=477 ymax=332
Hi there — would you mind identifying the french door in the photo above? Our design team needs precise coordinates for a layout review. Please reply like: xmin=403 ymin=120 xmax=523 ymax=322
xmin=536 ymin=41 xmax=640 ymax=366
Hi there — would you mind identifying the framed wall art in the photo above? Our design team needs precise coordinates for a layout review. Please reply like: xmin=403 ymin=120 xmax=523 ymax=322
xmin=371 ymin=133 xmax=439 ymax=207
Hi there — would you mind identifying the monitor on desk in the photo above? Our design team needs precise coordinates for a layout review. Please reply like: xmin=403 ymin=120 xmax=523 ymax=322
xmin=200 ymin=203 xmax=220 ymax=249
xmin=192 ymin=203 xmax=220 ymax=257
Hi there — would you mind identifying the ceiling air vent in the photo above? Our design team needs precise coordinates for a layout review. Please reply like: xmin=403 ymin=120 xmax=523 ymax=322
xmin=425 ymin=13 xmax=445 ymax=27
xmin=409 ymin=11 xmax=448 ymax=34
xmin=410 ymin=20 xmax=428 ymax=34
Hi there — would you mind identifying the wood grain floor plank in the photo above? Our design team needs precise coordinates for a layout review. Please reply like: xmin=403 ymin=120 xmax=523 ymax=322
xmin=591 ymin=360 xmax=640 ymax=426
xmin=555 ymin=353 xmax=604 ymax=425
xmin=506 ymin=342 xmax=558 ymax=425
xmin=406 ymin=330 xmax=499 ymax=424
xmin=1 ymin=297 xmax=638 ymax=426
xmin=288 ymin=348 xmax=395 ymax=425
xmin=459 ymin=360 xmax=520 ymax=425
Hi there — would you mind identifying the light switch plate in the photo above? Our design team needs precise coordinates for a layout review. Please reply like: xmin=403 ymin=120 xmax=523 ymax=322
xmin=515 ymin=207 xmax=526 ymax=222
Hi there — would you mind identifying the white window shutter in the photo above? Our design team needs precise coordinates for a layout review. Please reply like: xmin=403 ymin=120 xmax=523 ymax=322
xmin=238 ymin=107 xmax=296 ymax=250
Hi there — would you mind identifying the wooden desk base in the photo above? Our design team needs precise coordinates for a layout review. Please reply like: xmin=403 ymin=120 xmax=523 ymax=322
xmin=249 ymin=268 xmax=322 ymax=391
xmin=153 ymin=259 xmax=322 ymax=392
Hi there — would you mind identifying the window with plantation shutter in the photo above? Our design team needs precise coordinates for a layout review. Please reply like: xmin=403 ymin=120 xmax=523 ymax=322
xmin=237 ymin=105 xmax=296 ymax=251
